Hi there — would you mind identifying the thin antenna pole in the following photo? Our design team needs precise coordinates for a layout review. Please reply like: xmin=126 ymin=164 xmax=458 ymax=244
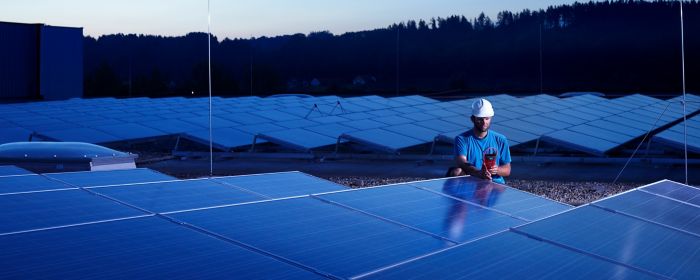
xmin=207 ymin=0 xmax=213 ymax=177
xmin=396 ymin=27 xmax=400 ymax=97
xmin=680 ymin=0 xmax=688 ymax=184
xmin=539 ymin=23 xmax=543 ymax=94
xmin=250 ymin=39 xmax=253 ymax=96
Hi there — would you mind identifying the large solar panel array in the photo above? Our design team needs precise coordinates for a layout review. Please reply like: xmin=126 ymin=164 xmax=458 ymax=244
xmin=652 ymin=95 xmax=700 ymax=153
xmin=0 ymin=166 xmax=575 ymax=279
xmin=361 ymin=180 xmax=700 ymax=279
xmin=1 ymin=93 xmax=698 ymax=156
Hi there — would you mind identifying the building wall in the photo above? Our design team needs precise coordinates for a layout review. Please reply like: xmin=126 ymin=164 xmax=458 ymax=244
xmin=0 ymin=22 xmax=40 ymax=100
xmin=0 ymin=22 xmax=83 ymax=101
xmin=40 ymin=25 xmax=83 ymax=100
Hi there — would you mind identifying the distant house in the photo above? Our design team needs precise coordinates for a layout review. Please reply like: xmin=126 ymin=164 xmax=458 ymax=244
xmin=0 ymin=21 xmax=83 ymax=100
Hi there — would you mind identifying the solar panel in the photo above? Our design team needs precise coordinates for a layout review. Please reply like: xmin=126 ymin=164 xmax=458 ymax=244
xmin=362 ymin=231 xmax=654 ymax=279
xmin=213 ymin=171 xmax=346 ymax=198
xmin=258 ymin=129 xmax=337 ymax=151
xmin=566 ymin=124 xmax=631 ymax=144
xmin=36 ymin=127 xmax=122 ymax=143
xmin=341 ymin=129 xmax=426 ymax=153
xmin=0 ymin=127 xmax=33 ymax=145
xmin=595 ymin=190 xmax=700 ymax=234
xmin=0 ymin=216 xmax=323 ymax=279
xmin=304 ymin=123 xmax=356 ymax=138
xmin=44 ymin=168 xmax=175 ymax=188
xmin=317 ymin=183 xmax=525 ymax=243
xmin=0 ymin=189 xmax=145 ymax=234
xmin=411 ymin=177 xmax=572 ymax=221
xmin=94 ymin=123 xmax=167 ymax=140
xmin=641 ymin=180 xmax=700 ymax=206
xmin=0 ymin=165 xmax=32 ymax=176
xmin=0 ymin=174 xmax=74 ymax=194
xmin=90 ymin=179 xmax=265 ymax=213
xmin=184 ymin=128 xmax=257 ymax=151
xmin=169 ymin=197 xmax=452 ymax=278
xmin=140 ymin=119 xmax=205 ymax=134
xmin=515 ymin=205 xmax=700 ymax=279
xmin=384 ymin=123 xmax=441 ymax=142
xmin=541 ymin=129 xmax=619 ymax=155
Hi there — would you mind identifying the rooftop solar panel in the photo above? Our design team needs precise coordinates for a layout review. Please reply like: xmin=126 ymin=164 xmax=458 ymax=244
xmin=412 ymin=177 xmax=572 ymax=221
xmin=0 ymin=189 xmax=145 ymax=235
xmin=183 ymin=128 xmax=257 ymax=151
xmin=384 ymin=123 xmax=441 ymax=142
xmin=258 ymin=129 xmax=337 ymax=151
xmin=362 ymin=231 xmax=655 ymax=280
xmin=317 ymin=183 xmax=525 ymax=243
xmin=0 ymin=165 xmax=32 ymax=176
xmin=213 ymin=171 xmax=346 ymax=198
xmin=0 ymin=216 xmax=323 ymax=279
xmin=488 ymin=124 xmax=538 ymax=145
xmin=515 ymin=205 xmax=699 ymax=279
xmin=541 ymin=129 xmax=619 ymax=155
xmin=653 ymin=129 xmax=700 ymax=154
xmin=566 ymin=124 xmax=631 ymax=144
xmin=499 ymin=119 xmax=555 ymax=136
xmin=304 ymin=123 xmax=356 ymax=138
xmin=140 ymin=119 xmax=205 ymax=134
xmin=0 ymin=174 xmax=74 ymax=194
xmin=90 ymin=179 xmax=265 ymax=213
xmin=341 ymin=129 xmax=426 ymax=153
xmin=595 ymin=190 xmax=700 ymax=235
xmin=276 ymin=118 xmax=320 ymax=129
xmin=641 ymin=180 xmax=700 ymax=206
xmin=0 ymin=127 xmax=33 ymax=145
xmin=44 ymin=168 xmax=175 ymax=188
xmin=94 ymin=123 xmax=168 ymax=140
xmin=169 ymin=197 xmax=452 ymax=278
xmin=37 ymin=127 xmax=122 ymax=143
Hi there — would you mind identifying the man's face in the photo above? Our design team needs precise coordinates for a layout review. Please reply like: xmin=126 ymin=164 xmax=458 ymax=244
xmin=471 ymin=116 xmax=491 ymax=133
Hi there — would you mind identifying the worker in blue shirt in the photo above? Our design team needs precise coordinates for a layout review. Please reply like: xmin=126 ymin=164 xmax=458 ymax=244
xmin=447 ymin=98 xmax=512 ymax=184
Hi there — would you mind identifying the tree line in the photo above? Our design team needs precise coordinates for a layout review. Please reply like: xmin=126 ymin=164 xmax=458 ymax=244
xmin=83 ymin=0 xmax=699 ymax=98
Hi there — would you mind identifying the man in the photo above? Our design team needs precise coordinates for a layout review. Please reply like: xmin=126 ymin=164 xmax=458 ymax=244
xmin=447 ymin=98 xmax=511 ymax=184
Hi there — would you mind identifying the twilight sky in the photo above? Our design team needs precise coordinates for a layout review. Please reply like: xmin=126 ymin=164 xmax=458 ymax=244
xmin=2 ymin=0 xmax=592 ymax=39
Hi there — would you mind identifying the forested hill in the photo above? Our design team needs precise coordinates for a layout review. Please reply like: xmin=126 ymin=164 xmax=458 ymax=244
xmin=84 ymin=0 xmax=699 ymax=98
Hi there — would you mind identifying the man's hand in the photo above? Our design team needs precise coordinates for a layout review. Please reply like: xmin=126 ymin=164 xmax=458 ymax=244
xmin=489 ymin=165 xmax=498 ymax=176
xmin=480 ymin=165 xmax=492 ymax=181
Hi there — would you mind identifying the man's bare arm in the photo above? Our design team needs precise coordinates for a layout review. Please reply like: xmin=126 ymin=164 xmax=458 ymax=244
xmin=456 ymin=155 xmax=491 ymax=180
xmin=490 ymin=163 xmax=511 ymax=177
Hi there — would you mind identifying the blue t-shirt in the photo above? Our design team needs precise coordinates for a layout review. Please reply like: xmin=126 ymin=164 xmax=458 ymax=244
xmin=454 ymin=130 xmax=512 ymax=184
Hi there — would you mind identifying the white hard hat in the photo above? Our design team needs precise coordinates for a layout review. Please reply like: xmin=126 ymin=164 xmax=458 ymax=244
xmin=472 ymin=98 xmax=494 ymax=117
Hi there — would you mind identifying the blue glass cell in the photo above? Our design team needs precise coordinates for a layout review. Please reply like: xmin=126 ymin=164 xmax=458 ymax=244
xmin=214 ymin=172 xmax=345 ymax=198
xmin=92 ymin=179 xmax=266 ymax=213
xmin=0 ymin=216 xmax=321 ymax=279
xmin=0 ymin=189 xmax=143 ymax=234
xmin=45 ymin=168 xmax=175 ymax=187
xmin=363 ymin=231 xmax=656 ymax=280
xmin=412 ymin=177 xmax=571 ymax=221
xmin=641 ymin=180 xmax=700 ymax=206
xmin=516 ymin=206 xmax=700 ymax=279
xmin=318 ymin=184 xmax=525 ymax=243
xmin=595 ymin=190 xmax=700 ymax=235
xmin=0 ymin=174 xmax=73 ymax=194
xmin=0 ymin=165 xmax=32 ymax=176
xmin=170 ymin=197 xmax=451 ymax=278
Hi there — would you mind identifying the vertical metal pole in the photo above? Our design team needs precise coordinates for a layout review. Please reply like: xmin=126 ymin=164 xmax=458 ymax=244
xmin=208 ymin=0 xmax=213 ymax=176
xmin=396 ymin=27 xmax=400 ymax=97
xmin=680 ymin=0 xmax=688 ymax=184
xmin=250 ymin=38 xmax=254 ymax=96
xmin=539 ymin=23 xmax=543 ymax=94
